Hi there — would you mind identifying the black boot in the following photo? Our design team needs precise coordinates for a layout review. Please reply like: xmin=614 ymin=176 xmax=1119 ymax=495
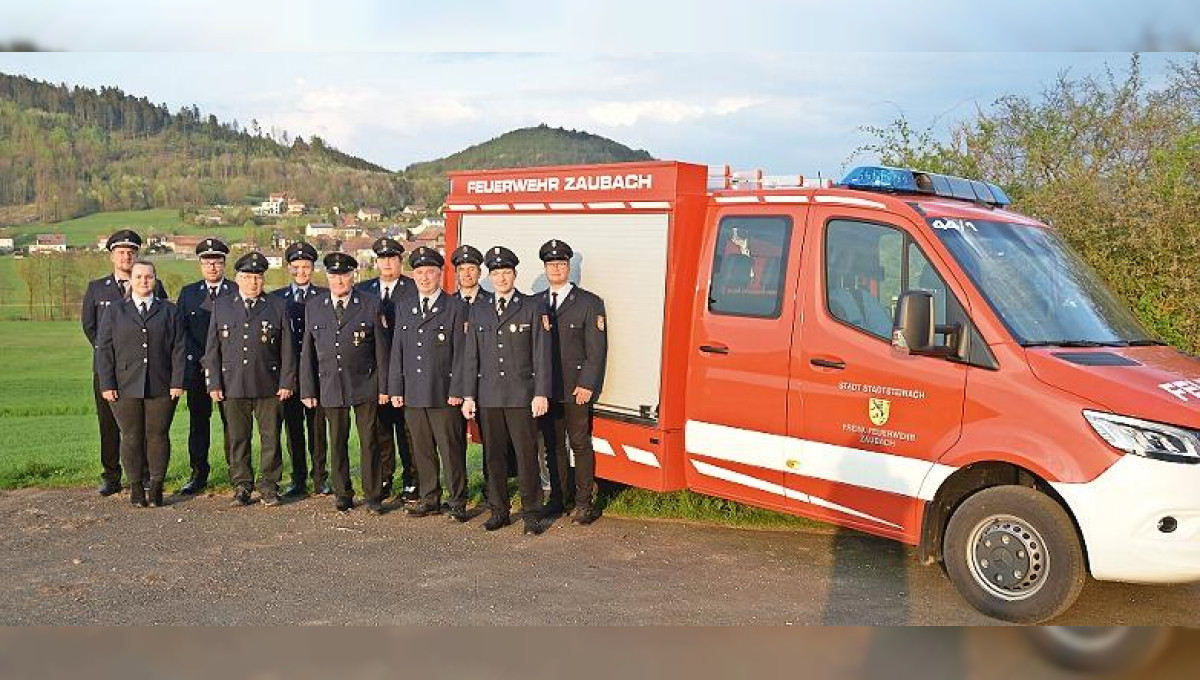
xmin=179 ymin=471 xmax=207 ymax=495
xmin=98 ymin=479 xmax=122 ymax=496
xmin=130 ymin=483 xmax=147 ymax=508
xmin=148 ymin=481 xmax=164 ymax=508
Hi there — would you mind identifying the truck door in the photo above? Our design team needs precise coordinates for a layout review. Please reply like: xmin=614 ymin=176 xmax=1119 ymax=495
xmin=788 ymin=209 xmax=969 ymax=539
xmin=684 ymin=208 xmax=806 ymax=510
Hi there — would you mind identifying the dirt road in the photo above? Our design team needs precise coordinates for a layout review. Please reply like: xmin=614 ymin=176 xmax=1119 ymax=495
xmin=2 ymin=488 xmax=1197 ymax=626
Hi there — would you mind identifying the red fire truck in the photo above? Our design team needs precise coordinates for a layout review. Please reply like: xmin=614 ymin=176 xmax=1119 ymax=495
xmin=441 ymin=161 xmax=1200 ymax=623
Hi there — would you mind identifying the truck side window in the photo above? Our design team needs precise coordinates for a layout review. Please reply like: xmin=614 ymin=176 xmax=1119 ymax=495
xmin=826 ymin=219 xmax=953 ymax=339
xmin=708 ymin=215 xmax=792 ymax=318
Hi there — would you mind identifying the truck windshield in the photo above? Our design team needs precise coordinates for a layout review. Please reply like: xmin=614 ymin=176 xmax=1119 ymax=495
xmin=928 ymin=217 xmax=1158 ymax=346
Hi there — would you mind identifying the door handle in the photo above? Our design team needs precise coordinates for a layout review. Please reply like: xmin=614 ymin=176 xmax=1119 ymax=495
xmin=810 ymin=358 xmax=846 ymax=370
xmin=699 ymin=344 xmax=730 ymax=355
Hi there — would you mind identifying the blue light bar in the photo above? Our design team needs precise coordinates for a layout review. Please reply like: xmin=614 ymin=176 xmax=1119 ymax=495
xmin=838 ymin=166 xmax=1011 ymax=207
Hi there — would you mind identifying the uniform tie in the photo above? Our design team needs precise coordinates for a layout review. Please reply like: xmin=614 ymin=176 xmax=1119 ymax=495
xmin=497 ymin=296 xmax=508 ymax=316
xmin=208 ymin=286 xmax=218 ymax=301
xmin=118 ymin=280 xmax=130 ymax=299
xmin=139 ymin=301 xmax=148 ymax=318
xmin=463 ymin=295 xmax=472 ymax=305
xmin=382 ymin=284 xmax=392 ymax=303
xmin=335 ymin=299 xmax=345 ymax=323
xmin=550 ymin=291 xmax=559 ymax=319
xmin=245 ymin=298 xmax=256 ymax=314
xmin=294 ymin=287 xmax=305 ymax=304
xmin=421 ymin=296 xmax=431 ymax=318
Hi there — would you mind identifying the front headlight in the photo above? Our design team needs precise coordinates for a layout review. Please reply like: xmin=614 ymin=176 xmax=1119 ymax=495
xmin=1084 ymin=410 xmax=1200 ymax=464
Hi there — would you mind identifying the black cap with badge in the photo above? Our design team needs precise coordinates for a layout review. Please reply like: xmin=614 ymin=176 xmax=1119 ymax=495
xmin=323 ymin=252 xmax=358 ymax=274
xmin=409 ymin=246 xmax=444 ymax=269
xmin=484 ymin=246 xmax=519 ymax=270
xmin=106 ymin=229 xmax=143 ymax=251
xmin=450 ymin=244 xmax=484 ymax=267
xmin=285 ymin=241 xmax=319 ymax=263
xmin=372 ymin=237 xmax=405 ymax=258
xmin=196 ymin=238 xmax=229 ymax=259
xmin=538 ymin=239 xmax=573 ymax=263
xmin=234 ymin=251 xmax=270 ymax=274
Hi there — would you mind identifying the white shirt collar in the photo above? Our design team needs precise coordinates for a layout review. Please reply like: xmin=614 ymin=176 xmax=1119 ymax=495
xmin=132 ymin=294 xmax=154 ymax=307
xmin=548 ymin=282 xmax=573 ymax=304
xmin=421 ymin=289 xmax=443 ymax=306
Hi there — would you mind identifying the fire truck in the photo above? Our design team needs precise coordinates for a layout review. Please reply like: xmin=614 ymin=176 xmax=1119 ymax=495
xmin=441 ymin=161 xmax=1200 ymax=623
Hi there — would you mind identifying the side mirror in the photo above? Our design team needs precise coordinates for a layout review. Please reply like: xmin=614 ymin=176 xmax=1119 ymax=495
xmin=893 ymin=291 xmax=955 ymax=357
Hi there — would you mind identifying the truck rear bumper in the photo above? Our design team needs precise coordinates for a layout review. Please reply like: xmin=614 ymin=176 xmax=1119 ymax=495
xmin=1053 ymin=454 xmax=1200 ymax=584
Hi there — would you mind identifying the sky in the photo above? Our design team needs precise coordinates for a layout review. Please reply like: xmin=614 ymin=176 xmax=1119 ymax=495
xmin=0 ymin=52 xmax=1190 ymax=178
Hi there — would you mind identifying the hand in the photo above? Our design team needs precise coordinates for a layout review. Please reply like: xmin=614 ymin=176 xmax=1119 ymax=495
xmin=302 ymin=397 xmax=317 ymax=409
xmin=391 ymin=396 xmax=405 ymax=408
xmin=102 ymin=390 xmax=118 ymax=402
xmin=461 ymin=398 xmax=476 ymax=420
xmin=378 ymin=393 xmax=389 ymax=405
xmin=170 ymin=388 xmax=184 ymax=400
xmin=532 ymin=396 xmax=549 ymax=418
xmin=573 ymin=386 xmax=594 ymax=405
xmin=277 ymin=388 xmax=292 ymax=401
xmin=447 ymin=396 xmax=463 ymax=407
xmin=210 ymin=390 xmax=224 ymax=402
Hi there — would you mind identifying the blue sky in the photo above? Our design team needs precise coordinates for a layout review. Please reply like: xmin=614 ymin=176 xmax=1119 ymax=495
xmin=0 ymin=53 xmax=1189 ymax=177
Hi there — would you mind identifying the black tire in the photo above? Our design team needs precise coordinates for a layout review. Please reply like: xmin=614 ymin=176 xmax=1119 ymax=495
xmin=1025 ymin=627 xmax=1172 ymax=673
xmin=943 ymin=486 xmax=1086 ymax=623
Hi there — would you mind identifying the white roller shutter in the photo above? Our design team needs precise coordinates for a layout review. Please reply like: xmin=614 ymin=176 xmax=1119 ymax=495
xmin=460 ymin=212 xmax=669 ymax=420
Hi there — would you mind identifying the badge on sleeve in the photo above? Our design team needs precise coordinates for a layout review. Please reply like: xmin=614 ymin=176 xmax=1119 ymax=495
xmin=596 ymin=315 xmax=606 ymax=332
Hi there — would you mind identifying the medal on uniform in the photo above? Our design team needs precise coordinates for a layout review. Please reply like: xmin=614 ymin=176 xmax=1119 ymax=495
xmin=542 ymin=314 xmax=551 ymax=331
xmin=260 ymin=321 xmax=270 ymax=344
xmin=353 ymin=329 xmax=364 ymax=346
xmin=221 ymin=324 xmax=229 ymax=339
xmin=437 ymin=332 xmax=445 ymax=342
xmin=510 ymin=323 xmax=517 ymax=333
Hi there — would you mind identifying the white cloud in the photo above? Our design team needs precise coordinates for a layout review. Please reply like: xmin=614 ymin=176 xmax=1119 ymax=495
xmin=585 ymin=97 xmax=767 ymax=126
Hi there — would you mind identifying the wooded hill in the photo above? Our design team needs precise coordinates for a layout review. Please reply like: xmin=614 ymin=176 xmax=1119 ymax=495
xmin=0 ymin=72 xmax=411 ymax=223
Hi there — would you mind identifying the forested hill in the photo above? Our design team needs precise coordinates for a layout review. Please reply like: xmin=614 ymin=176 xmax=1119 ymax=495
xmin=0 ymin=72 xmax=410 ymax=222
xmin=406 ymin=124 xmax=654 ymax=177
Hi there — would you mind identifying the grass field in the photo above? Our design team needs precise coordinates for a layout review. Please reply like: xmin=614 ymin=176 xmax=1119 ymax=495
xmin=0 ymin=321 xmax=818 ymax=529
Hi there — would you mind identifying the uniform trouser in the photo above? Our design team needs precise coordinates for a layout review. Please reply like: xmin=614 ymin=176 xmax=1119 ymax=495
xmin=480 ymin=406 xmax=542 ymax=518
xmin=476 ymin=412 xmax=517 ymax=501
xmin=407 ymin=406 xmax=468 ymax=510
xmin=92 ymin=373 xmax=122 ymax=484
xmin=224 ymin=397 xmax=283 ymax=496
xmin=280 ymin=394 xmax=328 ymax=487
xmin=540 ymin=400 xmax=598 ymax=509
xmin=377 ymin=401 xmax=414 ymax=491
xmin=110 ymin=395 xmax=177 ymax=486
xmin=185 ymin=385 xmax=227 ymax=478
xmin=327 ymin=401 xmax=380 ymax=502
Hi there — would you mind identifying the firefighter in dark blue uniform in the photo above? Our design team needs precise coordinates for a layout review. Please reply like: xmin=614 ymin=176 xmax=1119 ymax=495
xmin=94 ymin=259 xmax=185 ymax=508
xmin=301 ymin=253 xmax=390 ymax=514
xmin=271 ymin=241 xmax=331 ymax=497
xmin=174 ymin=238 xmax=235 ymax=495
xmin=388 ymin=247 xmax=471 ymax=520
xmin=534 ymin=239 xmax=608 ymax=524
xmin=82 ymin=230 xmax=168 ymax=496
xmin=459 ymin=246 xmax=553 ymax=535
xmin=355 ymin=237 xmax=417 ymax=502
xmin=203 ymin=252 xmax=297 ymax=507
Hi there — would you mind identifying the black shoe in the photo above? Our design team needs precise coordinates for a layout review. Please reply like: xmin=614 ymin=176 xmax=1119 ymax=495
xmin=540 ymin=502 xmax=565 ymax=519
xmin=129 ymin=484 xmax=147 ymax=508
xmin=572 ymin=507 xmax=601 ymax=525
xmin=405 ymin=503 xmax=441 ymax=518
xmin=335 ymin=497 xmax=353 ymax=512
xmin=282 ymin=484 xmax=308 ymax=499
xmin=99 ymin=480 xmax=122 ymax=497
xmin=366 ymin=501 xmax=385 ymax=515
xmin=523 ymin=517 xmax=546 ymax=536
xmin=148 ymin=482 xmax=164 ymax=508
xmin=317 ymin=480 xmax=333 ymax=495
xmin=400 ymin=486 xmax=420 ymax=503
xmin=179 ymin=473 xmax=207 ymax=495
xmin=483 ymin=513 xmax=511 ymax=531
xmin=261 ymin=494 xmax=281 ymax=507
xmin=231 ymin=488 xmax=253 ymax=506
xmin=380 ymin=481 xmax=394 ymax=499
xmin=448 ymin=506 xmax=471 ymax=523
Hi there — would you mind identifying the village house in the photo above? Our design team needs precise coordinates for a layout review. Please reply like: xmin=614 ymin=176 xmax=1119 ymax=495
xmin=0 ymin=236 xmax=16 ymax=253
xmin=357 ymin=207 xmax=383 ymax=222
xmin=28 ymin=233 xmax=67 ymax=254
xmin=305 ymin=222 xmax=336 ymax=238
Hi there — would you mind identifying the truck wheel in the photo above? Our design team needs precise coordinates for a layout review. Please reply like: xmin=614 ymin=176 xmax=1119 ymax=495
xmin=1025 ymin=627 xmax=1171 ymax=673
xmin=943 ymin=486 xmax=1086 ymax=623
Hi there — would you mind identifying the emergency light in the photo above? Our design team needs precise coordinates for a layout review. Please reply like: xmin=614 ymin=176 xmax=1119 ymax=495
xmin=839 ymin=166 xmax=1011 ymax=208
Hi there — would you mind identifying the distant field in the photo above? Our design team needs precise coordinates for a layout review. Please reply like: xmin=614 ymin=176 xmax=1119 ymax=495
xmin=3 ymin=209 xmax=252 ymax=248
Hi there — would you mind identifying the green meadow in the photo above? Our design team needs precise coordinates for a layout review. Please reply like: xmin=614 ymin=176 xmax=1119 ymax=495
xmin=0 ymin=320 xmax=816 ymax=529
